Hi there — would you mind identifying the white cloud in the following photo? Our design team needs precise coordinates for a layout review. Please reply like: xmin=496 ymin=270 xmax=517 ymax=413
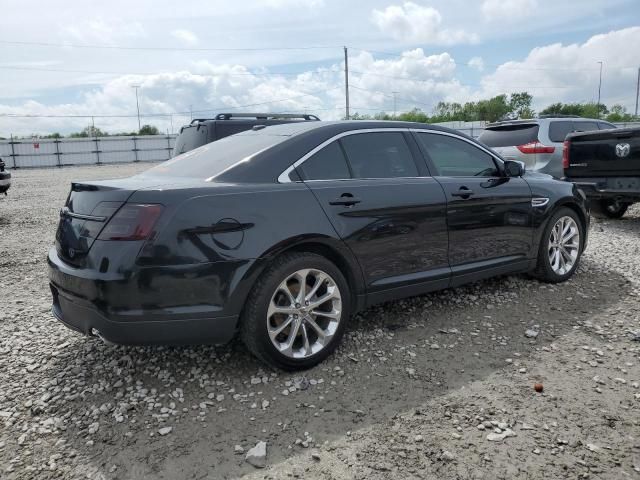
xmin=171 ymin=29 xmax=198 ymax=46
xmin=481 ymin=0 xmax=538 ymax=21
xmin=468 ymin=56 xmax=484 ymax=71
xmin=480 ymin=27 xmax=640 ymax=110
xmin=0 ymin=48 xmax=472 ymax=135
xmin=371 ymin=2 xmax=478 ymax=45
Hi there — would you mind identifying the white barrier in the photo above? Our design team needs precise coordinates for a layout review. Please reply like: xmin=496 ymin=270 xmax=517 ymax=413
xmin=0 ymin=135 xmax=176 ymax=168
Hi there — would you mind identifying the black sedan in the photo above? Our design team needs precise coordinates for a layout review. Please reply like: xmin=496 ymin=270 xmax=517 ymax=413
xmin=48 ymin=121 xmax=589 ymax=370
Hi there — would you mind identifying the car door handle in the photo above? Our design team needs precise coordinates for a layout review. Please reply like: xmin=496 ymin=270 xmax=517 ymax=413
xmin=329 ymin=194 xmax=362 ymax=206
xmin=451 ymin=188 xmax=474 ymax=198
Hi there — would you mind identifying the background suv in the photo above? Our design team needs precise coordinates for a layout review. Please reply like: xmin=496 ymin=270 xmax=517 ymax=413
xmin=479 ymin=116 xmax=617 ymax=178
xmin=173 ymin=112 xmax=320 ymax=156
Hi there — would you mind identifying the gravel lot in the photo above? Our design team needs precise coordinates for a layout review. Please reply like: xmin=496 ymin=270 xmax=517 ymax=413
xmin=0 ymin=163 xmax=639 ymax=480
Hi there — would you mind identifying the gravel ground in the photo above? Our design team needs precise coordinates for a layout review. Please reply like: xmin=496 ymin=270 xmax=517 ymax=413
xmin=0 ymin=163 xmax=639 ymax=480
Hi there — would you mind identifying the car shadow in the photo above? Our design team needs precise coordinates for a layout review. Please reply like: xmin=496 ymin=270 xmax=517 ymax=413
xmin=35 ymin=252 xmax=630 ymax=480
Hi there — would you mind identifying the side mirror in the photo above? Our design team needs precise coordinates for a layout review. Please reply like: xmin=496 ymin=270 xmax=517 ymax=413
xmin=504 ymin=160 xmax=525 ymax=177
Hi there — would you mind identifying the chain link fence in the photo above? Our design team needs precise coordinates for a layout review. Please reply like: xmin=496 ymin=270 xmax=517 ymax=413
xmin=0 ymin=135 xmax=176 ymax=168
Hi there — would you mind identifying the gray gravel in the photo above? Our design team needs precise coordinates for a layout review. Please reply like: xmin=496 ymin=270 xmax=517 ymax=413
xmin=1 ymin=164 xmax=639 ymax=479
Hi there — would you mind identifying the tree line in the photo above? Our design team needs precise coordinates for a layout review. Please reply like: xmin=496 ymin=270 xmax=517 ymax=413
xmin=350 ymin=92 xmax=638 ymax=123
xmin=41 ymin=124 xmax=162 ymax=139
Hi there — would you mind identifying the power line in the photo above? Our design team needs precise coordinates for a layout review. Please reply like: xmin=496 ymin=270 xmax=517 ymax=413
xmin=0 ymin=87 xmax=341 ymax=118
xmin=0 ymin=40 xmax=343 ymax=52
xmin=0 ymin=64 xmax=336 ymax=77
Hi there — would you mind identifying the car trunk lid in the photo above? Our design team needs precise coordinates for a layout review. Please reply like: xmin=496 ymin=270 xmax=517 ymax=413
xmin=565 ymin=128 xmax=640 ymax=177
xmin=55 ymin=179 xmax=139 ymax=265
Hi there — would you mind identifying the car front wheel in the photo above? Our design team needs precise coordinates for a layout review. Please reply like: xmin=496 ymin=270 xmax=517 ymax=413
xmin=532 ymin=207 xmax=584 ymax=283
xmin=240 ymin=252 xmax=350 ymax=370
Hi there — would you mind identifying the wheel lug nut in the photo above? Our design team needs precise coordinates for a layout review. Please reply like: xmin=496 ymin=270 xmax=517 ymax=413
xmin=305 ymin=301 xmax=309 ymax=306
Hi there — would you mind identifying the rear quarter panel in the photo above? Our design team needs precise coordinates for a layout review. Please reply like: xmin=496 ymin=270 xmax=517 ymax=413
xmin=128 ymin=183 xmax=365 ymax=314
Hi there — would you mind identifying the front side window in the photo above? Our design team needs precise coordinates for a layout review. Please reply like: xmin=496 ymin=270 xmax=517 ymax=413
xmin=417 ymin=133 xmax=499 ymax=177
xmin=340 ymin=132 xmax=419 ymax=179
xmin=299 ymin=141 xmax=351 ymax=180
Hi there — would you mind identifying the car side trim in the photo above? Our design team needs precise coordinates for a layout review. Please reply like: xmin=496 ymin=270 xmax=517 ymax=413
xmin=278 ymin=128 xmax=416 ymax=183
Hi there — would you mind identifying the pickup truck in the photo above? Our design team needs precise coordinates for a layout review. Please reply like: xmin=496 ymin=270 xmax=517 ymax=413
xmin=563 ymin=127 xmax=640 ymax=218
xmin=0 ymin=158 xmax=10 ymax=196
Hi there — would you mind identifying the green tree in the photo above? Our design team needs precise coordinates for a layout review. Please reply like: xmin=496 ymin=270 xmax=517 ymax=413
xmin=43 ymin=133 xmax=62 ymax=139
xmin=605 ymin=104 xmax=634 ymax=122
xmin=138 ymin=124 xmax=160 ymax=135
xmin=69 ymin=126 xmax=107 ymax=137
xmin=509 ymin=92 xmax=535 ymax=119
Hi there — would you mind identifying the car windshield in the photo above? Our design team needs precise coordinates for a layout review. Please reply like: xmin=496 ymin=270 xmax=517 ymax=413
xmin=479 ymin=124 xmax=540 ymax=147
xmin=142 ymin=133 xmax=289 ymax=180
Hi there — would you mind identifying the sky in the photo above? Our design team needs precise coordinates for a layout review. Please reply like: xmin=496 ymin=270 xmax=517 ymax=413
xmin=1 ymin=0 xmax=640 ymax=136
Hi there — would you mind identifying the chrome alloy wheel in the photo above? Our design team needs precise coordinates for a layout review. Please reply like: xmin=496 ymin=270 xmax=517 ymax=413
xmin=267 ymin=268 xmax=342 ymax=359
xmin=548 ymin=216 xmax=580 ymax=275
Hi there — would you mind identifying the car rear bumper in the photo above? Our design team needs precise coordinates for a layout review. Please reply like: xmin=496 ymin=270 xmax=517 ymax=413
xmin=568 ymin=178 xmax=640 ymax=202
xmin=48 ymin=247 xmax=241 ymax=345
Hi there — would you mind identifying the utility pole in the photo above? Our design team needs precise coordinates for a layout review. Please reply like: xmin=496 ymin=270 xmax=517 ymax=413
xmin=635 ymin=67 xmax=639 ymax=119
xmin=597 ymin=61 xmax=603 ymax=119
xmin=132 ymin=85 xmax=141 ymax=132
xmin=393 ymin=91 xmax=399 ymax=118
xmin=344 ymin=46 xmax=350 ymax=120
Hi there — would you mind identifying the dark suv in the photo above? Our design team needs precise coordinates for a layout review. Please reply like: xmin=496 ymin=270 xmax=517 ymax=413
xmin=0 ymin=158 xmax=10 ymax=196
xmin=173 ymin=113 xmax=320 ymax=156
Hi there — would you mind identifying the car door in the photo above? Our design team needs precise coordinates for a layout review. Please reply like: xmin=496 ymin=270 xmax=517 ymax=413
xmin=413 ymin=130 xmax=533 ymax=286
xmin=294 ymin=129 xmax=450 ymax=300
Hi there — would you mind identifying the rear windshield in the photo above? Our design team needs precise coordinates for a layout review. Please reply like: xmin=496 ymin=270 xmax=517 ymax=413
xmin=173 ymin=125 xmax=208 ymax=156
xmin=144 ymin=133 xmax=288 ymax=180
xmin=479 ymin=124 xmax=539 ymax=147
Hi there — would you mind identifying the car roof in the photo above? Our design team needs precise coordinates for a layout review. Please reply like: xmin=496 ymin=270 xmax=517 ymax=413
xmin=234 ymin=120 xmax=461 ymax=137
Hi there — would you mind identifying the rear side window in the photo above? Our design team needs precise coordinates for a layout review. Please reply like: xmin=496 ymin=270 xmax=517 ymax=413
xmin=417 ymin=133 xmax=499 ymax=177
xmin=548 ymin=121 xmax=574 ymax=142
xmin=299 ymin=141 xmax=351 ymax=180
xmin=215 ymin=123 xmax=255 ymax=140
xmin=479 ymin=124 xmax=539 ymax=147
xmin=598 ymin=122 xmax=617 ymax=130
xmin=340 ymin=132 xmax=418 ymax=179
xmin=173 ymin=125 xmax=208 ymax=156
xmin=573 ymin=121 xmax=599 ymax=133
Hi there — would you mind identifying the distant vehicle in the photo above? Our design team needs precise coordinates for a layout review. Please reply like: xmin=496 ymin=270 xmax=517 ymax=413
xmin=0 ymin=158 xmax=10 ymax=196
xmin=563 ymin=127 xmax=640 ymax=219
xmin=479 ymin=116 xmax=617 ymax=179
xmin=49 ymin=121 xmax=588 ymax=370
xmin=172 ymin=113 xmax=320 ymax=156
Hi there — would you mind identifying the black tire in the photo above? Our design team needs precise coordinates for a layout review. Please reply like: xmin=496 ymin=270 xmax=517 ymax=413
xmin=592 ymin=199 xmax=629 ymax=219
xmin=240 ymin=252 xmax=351 ymax=370
xmin=531 ymin=207 xmax=584 ymax=283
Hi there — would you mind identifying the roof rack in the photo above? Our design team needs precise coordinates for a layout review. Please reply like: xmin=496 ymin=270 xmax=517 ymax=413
xmin=214 ymin=113 xmax=320 ymax=121
xmin=537 ymin=114 xmax=581 ymax=119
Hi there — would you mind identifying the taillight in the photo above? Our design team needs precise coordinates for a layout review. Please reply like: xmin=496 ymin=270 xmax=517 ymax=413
xmin=97 ymin=204 xmax=163 ymax=241
xmin=516 ymin=141 xmax=555 ymax=154
xmin=562 ymin=140 xmax=570 ymax=170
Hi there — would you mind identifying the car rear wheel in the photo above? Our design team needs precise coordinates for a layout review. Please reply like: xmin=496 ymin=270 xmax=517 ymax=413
xmin=593 ymin=199 xmax=629 ymax=219
xmin=532 ymin=207 xmax=583 ymax=283
xmin=240 ymin=252 xmax=350 ymax=370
